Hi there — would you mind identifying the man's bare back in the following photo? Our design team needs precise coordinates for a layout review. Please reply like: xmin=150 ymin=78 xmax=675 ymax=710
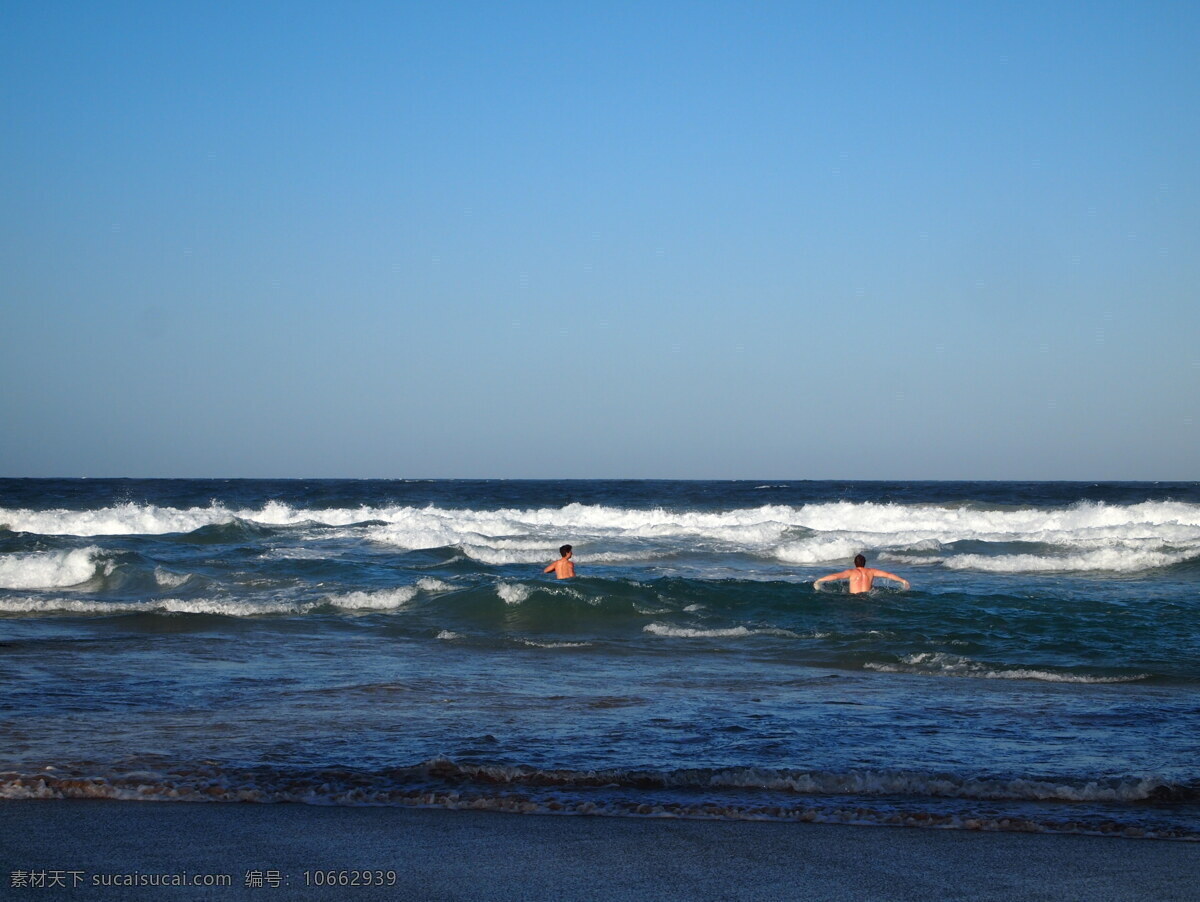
xmin=543 ymin=545 xmax=575 ymax=579
xmin=814 ymin=555 xmax=909 ymax=594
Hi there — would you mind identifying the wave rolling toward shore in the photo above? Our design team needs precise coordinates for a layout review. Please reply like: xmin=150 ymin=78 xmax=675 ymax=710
xmin=1 ymin=479 xmax=1198 ymax=840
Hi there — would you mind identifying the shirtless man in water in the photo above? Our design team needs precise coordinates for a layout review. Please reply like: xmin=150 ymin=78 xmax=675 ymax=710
xmin=543 ymin=544 xmax=576 ymax=579
xmin=814 ymin=554 xmax=909 ymax=593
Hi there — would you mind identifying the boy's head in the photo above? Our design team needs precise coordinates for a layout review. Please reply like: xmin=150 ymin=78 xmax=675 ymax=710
xmin=854 ymin=554 xmax=866 ymax=568
xmin=560 ymin=544 xmax=573 ymax=557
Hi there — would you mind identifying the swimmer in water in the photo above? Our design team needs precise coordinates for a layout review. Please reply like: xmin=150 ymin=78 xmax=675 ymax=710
xmin=543 ymin=544 xmax=576 ymax=579
xmin=814 ymin=554 xmax=909 ymax=593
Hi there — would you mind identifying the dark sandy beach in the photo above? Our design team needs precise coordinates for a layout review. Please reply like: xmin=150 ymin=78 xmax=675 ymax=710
xmin=2 ymin=802 xmax=1197 ymax=901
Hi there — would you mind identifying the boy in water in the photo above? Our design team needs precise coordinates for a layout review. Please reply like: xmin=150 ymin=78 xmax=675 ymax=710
xmin=543 ymin=544 xmax=576 ymax=579
xmin=814 ymin=554 xmax=909 ymax=593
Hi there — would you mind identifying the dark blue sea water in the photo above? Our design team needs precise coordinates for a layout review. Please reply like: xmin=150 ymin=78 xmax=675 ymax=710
xmin=2 ymin=479 xmax=1198 ymax=838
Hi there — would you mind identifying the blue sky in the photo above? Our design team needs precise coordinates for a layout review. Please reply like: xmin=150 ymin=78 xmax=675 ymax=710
xmin=2 ymin=1 xmax=1197 ymax=478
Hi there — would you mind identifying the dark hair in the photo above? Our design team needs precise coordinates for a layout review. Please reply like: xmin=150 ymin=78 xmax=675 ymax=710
xmin=854 ymin=554 xmax=866 ymax=568
xmin=560 ymin=544 xmax=573 ymax=556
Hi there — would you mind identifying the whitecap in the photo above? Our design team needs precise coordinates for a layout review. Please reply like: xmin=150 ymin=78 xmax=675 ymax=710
xmin=0 ymin=547 xmax=102 ymax=589
xmin=327 ymin=587 xmax=419 ymax=610
xmin=864 ymin=652 xmax=1148 ymax=683
xmin=497 ymin=583 xmax=531 ymax=604
xmin=415 ymin=577 xmax=453 ymax=592
xmin=154 ymin=567 xmax=190 ymax=589
xmin=643 ymin=622 xmax=798 ymax=639
xmin=942 ymin=547 xmax=1195 ymax=573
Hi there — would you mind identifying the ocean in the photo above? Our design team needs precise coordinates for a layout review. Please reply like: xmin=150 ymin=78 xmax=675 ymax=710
xmin=1 ymin=478 xmax=1198 ymax=839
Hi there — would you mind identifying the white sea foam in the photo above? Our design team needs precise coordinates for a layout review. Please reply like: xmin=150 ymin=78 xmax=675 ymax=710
xmin=0 ymin=596 xmax=309 ymax=616
xmin=461 ymin=544 xmax=659 ymax=565
xmin=0 ymin=548 xmax=102 ymax=589
xmin=0 ymin=503 xmax=236 ymax=536
xmin=0 ymin=597 xmax=142 ymax=615
xmin=0 ymin=500 xmax=388 ymax=537
xmin=518 ymin=638 xmax=591 ymax=648
xmin=942 ymin=548 xmax=1194 ymax=573
xmin=156 ymin=598 xmax=305 ymax=616
xmin=864 ymin=653 xmax=1148 ymax=683
xmin=497 ymin=583 xmax=531 ymax=604
xmin=327 ymin=587 xmax=419 ymax=610
xmin=643 ymin=623 xmax=799 ymax=639
xmin=6 ymin=499 xmax=1200 ymax=575
xmin=0 ymin=594 xmax=368 ymax=617
xmin=360 ymin=499 xmax=1200 ymax=574
xmin=791 ymin=499 xmax=1200 ymax=535
xmin=436 ymin=630 xmax=462 ymax=640
xmin=7 ymin=499 xmax=1199 ymax=540
xmin=1 ymin=577 xmax=466 ymax=617
xmin=154 ymin=567 xmax=190 ymax=589
xmin=775 ymin=537 xmax=862 ymax=564
xmin=415 ymin=577 xmax=454 ymax=593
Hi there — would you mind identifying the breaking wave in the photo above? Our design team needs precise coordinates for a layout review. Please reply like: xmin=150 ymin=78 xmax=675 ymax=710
xmin=4 ymin=498 xmax=1198 ymax=575
xmin=0 ymin=578 xmax=454 ymax=617
xmin=940 ymin=548 xmax=1194 ymax=573
xmin=0 ymin=547 xmax=105 ymax=589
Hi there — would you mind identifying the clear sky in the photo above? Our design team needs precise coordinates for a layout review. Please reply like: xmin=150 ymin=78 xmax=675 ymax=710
xmin=2 ymin=1 xmax=1197 ymax=479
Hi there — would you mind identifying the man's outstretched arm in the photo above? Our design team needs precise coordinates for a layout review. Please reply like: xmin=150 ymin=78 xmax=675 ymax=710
xmin=814 ymin=569 xmax=853 ymax=589
xmin=871 ymin=569 xmax=910 ymax=590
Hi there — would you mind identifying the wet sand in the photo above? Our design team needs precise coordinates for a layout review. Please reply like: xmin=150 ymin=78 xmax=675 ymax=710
xmin=1 ymin=801 xmax=1197 ymax=901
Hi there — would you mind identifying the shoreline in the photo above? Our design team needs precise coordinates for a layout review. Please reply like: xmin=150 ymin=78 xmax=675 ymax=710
xmin=2 ymin=801 xmax=1198 ymax=900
